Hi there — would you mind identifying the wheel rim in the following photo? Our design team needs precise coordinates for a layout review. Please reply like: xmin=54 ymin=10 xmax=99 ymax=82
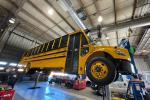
xmin=91 ymin=61 xmax=108 ymax=80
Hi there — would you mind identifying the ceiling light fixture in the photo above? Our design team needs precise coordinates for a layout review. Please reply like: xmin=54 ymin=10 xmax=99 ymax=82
xmin=0 ymin=67 xmax=4 ymax=70
xmin=98 ymin=16 xmax=103 ymax=23
xmin=18 ymin=64 xmax=23 ymax=67
xmin=142 ymin=50 xmax=148 ymax=52
xmin=48 ymin=8 xmax=54 ymax=15
xmin=105 ymin=37 xmax=109 ymax=40
xmin=0 ymin=61 xmax=7 ymax=65
xmin=9 ymin=18 xmax=15 ymax=24
xmin=18 ymin=68 xmax=24 ymax=72
xmin=9 ymin=63 xmax=17 ymax=66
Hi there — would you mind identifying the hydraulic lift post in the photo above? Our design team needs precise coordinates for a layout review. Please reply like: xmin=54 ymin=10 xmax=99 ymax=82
xmin=120 ymin=38 xmax=146 ymax=100
xmin=103 ymin=85 xmax=111 ymax=100
xmin=28 ymin=71 xmax=41 ymax=89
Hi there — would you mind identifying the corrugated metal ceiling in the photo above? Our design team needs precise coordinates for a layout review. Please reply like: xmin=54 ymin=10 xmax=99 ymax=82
xmin=0 ymin=0 xmax=150 ymax=55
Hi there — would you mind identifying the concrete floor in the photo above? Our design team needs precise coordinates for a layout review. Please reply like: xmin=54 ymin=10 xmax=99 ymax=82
xmin=14 ymin=82 xmax=102 ymax=100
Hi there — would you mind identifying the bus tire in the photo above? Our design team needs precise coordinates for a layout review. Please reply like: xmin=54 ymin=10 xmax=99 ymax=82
xmin=86 ymin=57 xmax=116 ymax=86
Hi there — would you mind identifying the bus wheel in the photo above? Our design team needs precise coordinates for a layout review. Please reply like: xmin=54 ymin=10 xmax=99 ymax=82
xmin=86 ymin=57 xmax=116 ymax=86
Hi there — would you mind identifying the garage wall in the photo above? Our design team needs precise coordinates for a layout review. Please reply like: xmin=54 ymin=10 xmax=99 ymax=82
xmin=0 ymin=44 xmax=25 ymax=62
xmin=134 ymin=56 xmax=150 ymax=73
xmin=146 ymin=54 xmax=150 ymax=67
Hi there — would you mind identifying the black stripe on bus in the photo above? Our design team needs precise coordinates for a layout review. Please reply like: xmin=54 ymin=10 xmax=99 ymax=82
xmin=29 ymin=56 xmax=66 ymax=62
xmin=25 ymin=50 xmax=67 ymax=60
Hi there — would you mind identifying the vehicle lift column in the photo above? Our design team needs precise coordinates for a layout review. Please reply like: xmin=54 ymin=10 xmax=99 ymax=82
xmin=28 ymin=71 xmax=42 ymax=89
xmin=103 ymin=85 xmax=111 ymax=100
xmin=120 ymin=38 xmax=145 ymax=100
xmin=95 ymin=25 xmax=111 ymax=100
xmin=119 ymin=38 xmax=138 ymax=74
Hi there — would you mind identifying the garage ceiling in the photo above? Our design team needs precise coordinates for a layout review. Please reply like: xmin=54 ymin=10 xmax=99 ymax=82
xmin=0 ymin=0 xmax=150 ymax=56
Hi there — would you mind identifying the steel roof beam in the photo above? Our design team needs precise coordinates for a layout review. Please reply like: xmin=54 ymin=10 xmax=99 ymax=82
xmin=57 ymin=0 xmax=87 ymax=30
xmin=12 ymin=32 xmax=41 ymax=45
xmin=5 ymin=0 xmax=18 ymax=8
xmin=0 ymin=23 xmax=20 ymax=53
xmin=45 ymin=0 xmax=75 ymax=31
xmin=90 ymin=15 xmax=150 ymax=33
xmin=28 ymin=0 xmax=68 ymax=34
xmin=78 ymin=0 xmax=94 ymax=27
xmin=113 ymin=0 xmax=119 ymax=46
xmin=93 ymin=0 xmax=110 ymax=45
xmin=17 ymin=17 xmax=54 ymax=42
xmin=132 ymin=0 xmax=137 ymax=19
xmin=21 ymin=9 xmax=59 ymax=39
xmin=17 ymin=22 xmax=44 ymax=39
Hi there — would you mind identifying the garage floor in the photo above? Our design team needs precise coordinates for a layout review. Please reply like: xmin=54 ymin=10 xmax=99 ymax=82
xmin=14 ymin=82 xmax=102 ymax=100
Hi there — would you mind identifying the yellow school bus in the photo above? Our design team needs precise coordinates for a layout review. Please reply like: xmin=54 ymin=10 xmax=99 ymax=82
xmin=19 ymin=30 xmax=132 ymax=85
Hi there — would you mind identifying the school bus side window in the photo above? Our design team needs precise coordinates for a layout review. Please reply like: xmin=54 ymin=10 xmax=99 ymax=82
xmin=23 ymin=52 xmax=27 ymax=57
xmin=40 ymin=44 xmax=45 ymax=53
xmin=47 ymin=40 xmax=54 ymax=51
xmin=28 ymin=49 xmax=32 ymax=56
xmin=60 ymin=35 xmax=68 ymax=48
xmin=31 ymin=48 xmax=35 ymax=55
xmin=81 ymin=34 xmax=89 ymax=56
xmin=32 ymin=48 xmax=35 ymax=55
xmin=34 ymin=46 xmax=38 ymax=54
xmin=34 ymin=47 xmax=38 ymax=55
xmin=42 ymin=42 xmax=48 ymax=52
xmin=34 ymin=46 xmax=39 ymax=54
xmin=36 ymin=45 xmax=41 ymax=54
xmin=28 ymin=50 xmax=30 ymax=56
xmin=41 ymin=43 xmax=48 ymax=53
xmin=26 ymin=51 xmax=29 ymax=56
xmin=35 ymin=46 xmax=39 ymax=54
xmin=53 ymin=38 xmax=60 ymax=49
xmin=81 ymin=34 xmax=88 ymax=47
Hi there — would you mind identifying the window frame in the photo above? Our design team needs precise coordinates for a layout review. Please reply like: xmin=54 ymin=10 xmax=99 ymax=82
xmin=53 ymin=38 xmax=61 ymax=49
xmin=81 ymin=33 xmax=89 ymax=47
xmin=59 ymin=35 xmax=69 ymax=48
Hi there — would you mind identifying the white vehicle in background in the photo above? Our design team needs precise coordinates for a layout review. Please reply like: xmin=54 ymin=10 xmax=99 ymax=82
xmin=91 ymin=74 xmax=129 ymax=95
xmin=110 ymin=75 xmax=129 ymax=93
xmin=91 ymin=72 xmax=150 ymax=95
xmin=110 ymin=71 xmax=150 ymax=94
xmin=140 ymin=71 xmax=150 ymax=88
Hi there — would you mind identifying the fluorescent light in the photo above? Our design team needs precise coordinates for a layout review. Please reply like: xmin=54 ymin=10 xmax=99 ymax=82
xmin=48 ymin=8 xmax=54 ymax=15
xmin=9 ymin=63 xmax=17 ymax=66
xmin=98 ymin=16 xmax=103 ymax=23
xmin=18 ymin=64 xmax=23 ymax=67
xmin=9 ymin=18 xmax=15 ymax=24
xmin=18 ymin=69 xmax=24 ymax=72
xmin=105 ymin=37 xmax=109 ymax=40
xmin=0 ymin=61 xmax=7 ymax=65
xmin=50 ymin=72 xmax=68 ymax=77
xmin=142 ymin=50 xmax=147 ymax=52
xmin=0 ymin=67 xmax=4 ymax=70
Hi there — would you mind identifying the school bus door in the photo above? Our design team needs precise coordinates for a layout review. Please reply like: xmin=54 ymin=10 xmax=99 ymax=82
xmin=65 ymin=33 xmax=81 ymax=74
